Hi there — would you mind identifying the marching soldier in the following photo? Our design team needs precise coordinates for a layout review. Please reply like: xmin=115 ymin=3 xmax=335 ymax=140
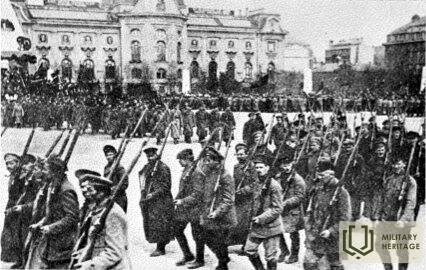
xmin=138 ymin=147 xmax=174 ymax=257
xmin=228 ymin=143 xmax=259 ymax=251
xmin=25 ymin=154 xmax=79 ymax=269
xmin=195 ymin=103 xmax=210 ymax=142
xmin=269 ymin=114 xmax=287 ymax=148
xmin=252 ymin=131 xmax=273 ymax=157
xmin=303 ymin=159 xmax=351 ymax=270
xmin=182 ymin=105 xmax=196 ymax=143
xmin=220 ymin=106 xmax=236 ymax=144
xmin=73 ymin=174 xmax=131 ymax=270
xmin=1 ymin=153 xmax=24 ymax=268
xmin=373 ymin=158 xmax=417 ymax=270
xmin=191 ymin=147 xmax=237 ymax=270
xmin=297 ymin=136 xmax=325 ymax=191
xmin=103 ymin=145 xmax=129 ymax=212
xmin=245 ymin=154 xmax=283 ymax=270
xmin=75 ymin=169 xmax=101 ymax=224
xmin=275 ymin=153 xmax=306 ymax=264
xmin=173 ymin=149 xmax=206 ymax=268
xmin=170 ymin=104 xmax=182 ymax=144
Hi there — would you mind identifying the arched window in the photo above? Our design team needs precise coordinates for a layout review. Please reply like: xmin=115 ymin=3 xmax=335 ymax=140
xmin=208 ymin=60 xmax=217 ymax=79
xmin=131 ymin=68 xmax=142 ymax=79
xmin=130 ymin=28 xmax=141 ymax=36
xmin=177 ymin=42 xmax=182 ymax=63
xmin=267 ymin=61 xmax=275 ymax=81
xmin=267 ymin=41 xmax=276 ymax=52
xmin=157 ymin=41 xmax=166 ymax=61
xmin=105 ymin=57 xmax=116 ymax=79
xmin=209 ymin=40 xmax=217 ymax=48
xmin=39 ymin=57 xmax=50 ymax=69
xmin=226 ymin=61 xmax=235 ymax=80
xmin=156 ymin=68 xmax=167 ymax=79
xmin=244 ymin=62 xmax=252 ymax=78
xmin=190 ymin=60 xmax=199 ymax=78
xmin=245 ymin=41 xmax=252 ymax=50
xmin=61 ymin=58 xmax=73 ymax=80
xmin=80 ymin=58 xmax=95 ymax=82
xmin=131 ymin=40 xmax=141 ymax=62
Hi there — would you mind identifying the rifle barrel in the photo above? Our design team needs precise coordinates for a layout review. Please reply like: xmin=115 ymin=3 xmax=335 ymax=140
xmin=45 ymin=130 xmax=65 ymax=158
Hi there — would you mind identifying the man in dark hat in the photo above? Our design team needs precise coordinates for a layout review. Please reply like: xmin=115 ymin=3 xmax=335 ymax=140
xmin=270 ymin=113 xmax=287 ymax=148
xmin=275 ymin=153 xmax=306 ymax=264
xmin=25 ymin=154 xmax=79 ymax=269
xmin=75 ymin=169 xmax=101 ymax=223
xmin=138 ymin=147 xmax=174 ymax=257
xmin=182 ymin=104 xmax=196 ymax=143
xmin=252 ymin=130 xmax=273 ymax=157
xmin=195 ymin=103 xmax=210 ymax=142
xmin=190 ymin=146 xmax=237 ymax=270
xmin=244 ymin=154 xmax=283 ymax=270
xmin=73 ymin=174 xmax=131 ymax=270
xmin=243 ymin=112 xmax=263 ymax=147
xmin=373 ymin=158 xmax=417 ymax=270
xmin=1 ymin=153 xmax=24 ymax=267
xmin=173 ymin=149 xmax=205 ymax=268
xmin=228 ymin=142 xmax=259 ymax=252
xmin=103 ymin=144 xmax=129 ymax=212
xmin=303 ymin=158 xmax=350 ymax=270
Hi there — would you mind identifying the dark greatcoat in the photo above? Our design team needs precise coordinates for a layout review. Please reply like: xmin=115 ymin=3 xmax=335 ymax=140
xmin=174 ymin=166 xmax=202 ymax=223
xmin=139 ymin=160 xmax=174 ymax=243
xmin=104 ymin=163 xmax=129 ymax=212
xmin=195 ymin=109 xmax=210 ymax=139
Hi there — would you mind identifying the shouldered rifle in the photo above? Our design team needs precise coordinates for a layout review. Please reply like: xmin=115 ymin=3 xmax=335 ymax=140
xmin=45 ymin=130 xmax=65 ymax=158
xmin=209 ymin=128 xmax=234 ymax=215
xmin=58 ymin=129 xmax=72 ymax=156
xmin=1 ymin=127 xmax=7 ymax=137
xmin=369 ymin=111 xmax=377 ymax=150
xmin=22 ymin=127 xmax=36 ymax=157
xmin=320 ymin=127 xmax=364 ymax=232
xmin=69 ymin=139 xmax=147 ymax=269
xmin=396 ymin=138 xmax=417 ymax=220
xmin=264 ymin=113 xmax=276 ymax=145
xmin=217 ymin=126 xmax=224 ymax=151
xmin=333 ymin=132 xmax=346 ymax=167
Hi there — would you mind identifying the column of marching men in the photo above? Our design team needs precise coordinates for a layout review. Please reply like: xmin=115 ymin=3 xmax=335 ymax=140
xmin=1 ymin=104 xmax=425 ymax=270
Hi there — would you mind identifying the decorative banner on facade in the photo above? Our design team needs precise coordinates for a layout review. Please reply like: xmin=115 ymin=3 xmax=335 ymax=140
xmin=182 ymin=68 xmax=190 ymax=94
xmin=303 ymin=67 xmax=313 ymax=94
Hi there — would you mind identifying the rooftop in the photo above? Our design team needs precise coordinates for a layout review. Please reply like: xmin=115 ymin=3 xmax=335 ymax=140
xmin=389 ymin=14 xmax=426 ymax=35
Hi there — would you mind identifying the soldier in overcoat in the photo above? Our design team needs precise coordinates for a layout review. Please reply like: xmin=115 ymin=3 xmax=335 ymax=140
xmin=138 ymin=147 xmax=174 ymax=257
xmin=195 ymin=104 xmax=210 ymax=142
xmin=181 ymin=105 xmax=196 ymax=143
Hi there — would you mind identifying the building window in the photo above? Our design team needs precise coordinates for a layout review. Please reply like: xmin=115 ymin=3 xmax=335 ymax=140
xmin=267 ymin=41 xmax=276 ymax=52
xmin=209 ymin=60 xmax=217 ymax=79
xmin=156 ymin=68 xmax=167 ymax=79
xmin=106 ymin=36 xmax=113 ymax=45
xmin=61 ymin=58 xmax=72 ymax=80
xmin=62 ymin=35 xmax=70 ymax=44
xmin=130 ymin=28 xmax=141 ymax=35
xmin=244 ymin=62 xmax=252 ymax=78
xmin=190 ymin=60 xmax=199 ymax=78
xmin=105 ymin=56 xmax=116 ymax=79
xmin=177 ymin=69 xmax=182 ymax=79
xmin=209 ymin=40 xmax=217 ymax=48
xmin=39 ymin=34 xmax=47 ymax=43
xmin=131 ymin=68 xmax=142 ymax=79
xmin=177 ymin=30 xmax=182 ymax=36
xmin=226 ymin=61 xmax=235 ymax=80
xmin=156 ymin=29 xmax=167 ymax=40
xmin=228 ymin=40 xmax=235 ymax=49
xmin=157 ymin=41 xmax=166 ymax=61
xmin=245 ymin=41 xmax=252 ymax=50
xmin=78 ymin=58 xmax=95 ymax=82
xmin=84 ymin=35 xmax=92 ymax=45
xmin=177 ymin=42 xmax=182 ymax=63
xmin=131 ymin=40 xmax=141 ymax=62
xmin=191 ymin=39 xmax=198 ymax=47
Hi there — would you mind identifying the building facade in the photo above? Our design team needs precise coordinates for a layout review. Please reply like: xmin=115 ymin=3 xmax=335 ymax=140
xmin=10 ymin=0 xmax=309 ymax=92
xmin=383 ymin=15 xmax=425 ymax=76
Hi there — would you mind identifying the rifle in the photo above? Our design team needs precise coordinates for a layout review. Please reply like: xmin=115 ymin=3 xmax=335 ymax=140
xmin=58 ymin=129 xmax=72 ymax=156
xmin=1 ymin=127 xmax=7 ymax=137
xmin=320 ymin=127 xmax=364 ymax=232
xmin=209 ymin=128 xmax=234 ymax=215
xmin=63 ymin=129 xmax=80 ymax=165
xmin=217 ymin=127 xmax=224 ymax=151
xmin=22 ymin=127 xmax=36 ymax=157
xmin=396 ymin=138 xmax=417 ymax=220
xmin=333 ymin=132 xmax=346 ymax=167
xmin=369 ymin=111 xmax=376 ymax=150
xmin=264 ymin=113 xmax=276 ymax=145
xmin=45 ymin=130 xmax=65 ymax=158
xmin=69 ymin=139 xmax=147 ymax=269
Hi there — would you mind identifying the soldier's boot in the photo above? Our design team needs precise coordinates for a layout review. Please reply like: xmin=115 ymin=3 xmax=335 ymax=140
xmin=176 ymin=237 xmax=194 ymax=266
xmin=383 ymin=263 xmax=393 ymax=270
xmin=277 ymin=234 xmax=289 ymax=262
xmin=330 ymin=266 xmax=344 ymax=270
xmin=266 ymin=260 xmax=277 ymax=270
xmin=187 ymin=243 xmax=205 ymax=269
xmin=248 ymin=255 xmax=265 ymax=270
xmin=303 ymin=263 xmax=319 ymax=270
xmin=285 ymin=232 xmax=300 ymax=264
xmin=398 ymin=263 xmax=408 ymax=270
xmin=150 ymin=242 xmax=167 ymax=257
xmin=215 ymin=258 xmax=230 ymax=270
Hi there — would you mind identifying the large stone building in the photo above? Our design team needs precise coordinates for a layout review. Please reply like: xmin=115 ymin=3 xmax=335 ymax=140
xmin=9 ymin=0 xmax=312 ymax=92
xmin=383 ymin=14 xmax=425 ymax=75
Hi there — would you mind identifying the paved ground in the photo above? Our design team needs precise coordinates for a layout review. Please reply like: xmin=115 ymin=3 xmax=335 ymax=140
xmin=0 ymin=112 xmax=424 ymax=269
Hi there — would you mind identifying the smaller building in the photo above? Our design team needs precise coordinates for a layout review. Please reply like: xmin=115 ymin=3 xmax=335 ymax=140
xmin=281 ymin=35 xmax=313 ymax=72
xmin=323 ymin=37 xmax=374 ymax=71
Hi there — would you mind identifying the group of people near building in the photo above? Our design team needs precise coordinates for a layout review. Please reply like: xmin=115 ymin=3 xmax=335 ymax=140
xmin=1 ymin=104 xmax=424 ymax=270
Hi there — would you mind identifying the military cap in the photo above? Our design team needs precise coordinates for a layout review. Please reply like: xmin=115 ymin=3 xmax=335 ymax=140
xmin=369 ymin=116 xmax=376 ymax=122
xmin=392 ymin=125 xmax=402 ymax=132
xmin=382 ymin=119 xmax=390 ymax=126
xmin=143 ymin=147 xmax=158 ymax=156
xmin=276 ymin=152 xmax=293 ymax=164
xmin=316 ymin=157 xmax=334 ymax=172
xmin=310 ymin=136 xmax=322 ymax=146
xmin=337 ymin=115 xmax=347 ymax=122
xmin=275 ymin=113 xmax=283 ymax=119
xmin=299 ymin=130 xmax=308 ymax=139
xmin=103 ymin=145 xmax=117 ymax=155
xmin=80 ymin=174 xmax=113 ymax=189
xmin=235 ymin=142 xmax=248 ymax=152
xmin=406 ymin=131 xmax=420 ymax=140
xmin=177 ymin=149 xmax=194 ymax=160
xmin=374 ymin=136 xmax=387 ymax=148
xmin=204 ymin=146 xmax=224 ymax=161
xmin=355 ymin=126 xmax=362 ymax=133
xmin=298 ymin=113 xmax=305 ymax=119
xmin=255 ymin=111 xmax=261 ymax=115
xmin=343 ymin=138 xmax=355 ymax=145
xmin=4 ymin=153 xmax=20 ymax=162
xmin=252 ymin=130 xmax=264 ymax=138
xmin=253 ymin=154 xmax=271 ymax=166
xmin=75 ymin=169 xmax=101 ymax=183
xmin=46 ymin=154 xmax=67 ymax=172
xmin=392 ymin=119 xmax=401 ymax=126
xmin=248 ymin=112 xmax=255 ymax=117
xmin=21 ymin=154 xmax=36 ymax=165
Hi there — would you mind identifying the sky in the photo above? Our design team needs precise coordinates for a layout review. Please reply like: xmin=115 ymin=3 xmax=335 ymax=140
xmin=185 ymin=0 xmax=426 ymax=60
